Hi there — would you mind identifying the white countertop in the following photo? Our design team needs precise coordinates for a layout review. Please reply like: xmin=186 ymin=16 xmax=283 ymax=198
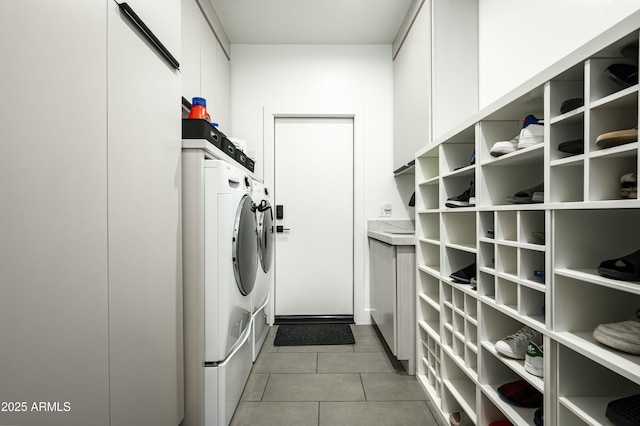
xmin=367 ymin=220 xmax=415 ymax=246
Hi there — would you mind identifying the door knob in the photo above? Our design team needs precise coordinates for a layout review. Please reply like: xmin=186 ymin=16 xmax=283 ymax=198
xmin=276 ymin=225 xmax=290 ymax=233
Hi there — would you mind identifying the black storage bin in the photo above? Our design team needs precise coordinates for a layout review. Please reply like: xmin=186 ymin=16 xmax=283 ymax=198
xmin=235 ymin=150 xmax=248 ymax=168
xmin=245 ymin=158 xmax=255 ymax=172
xmin=222 ymin=137 xmax=236 ymax=159
xmin=181 ymin=119 xmax=224 ymax=150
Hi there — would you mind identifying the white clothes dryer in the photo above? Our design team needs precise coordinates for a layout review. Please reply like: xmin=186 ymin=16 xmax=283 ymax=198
xmin=250 ymin=180 xmax=273 ymax=361
xmin=203 ymin=160 xmax=257 ymax=426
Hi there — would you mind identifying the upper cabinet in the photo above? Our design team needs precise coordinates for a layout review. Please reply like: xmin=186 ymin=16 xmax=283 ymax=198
xmin=393 ymin=1 xmax=431 ymax=173
xmin=431 ymin=0 xmax=478 ymax=140
xmin=181 ymin=0 xmax=231 ymax=130
xmin=393 ymin=0 xmax=479 ymax=173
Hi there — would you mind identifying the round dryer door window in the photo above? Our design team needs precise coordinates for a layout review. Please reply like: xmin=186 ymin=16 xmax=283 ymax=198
xmin=258 ymin=201 xmax=274 ymax=273
xmin=232 ymin=194 xmax=258 ymax=296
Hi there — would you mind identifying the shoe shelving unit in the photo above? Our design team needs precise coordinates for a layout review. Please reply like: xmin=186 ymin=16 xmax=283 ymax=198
xmin=415 ymin=13 xmax=640 ymax=426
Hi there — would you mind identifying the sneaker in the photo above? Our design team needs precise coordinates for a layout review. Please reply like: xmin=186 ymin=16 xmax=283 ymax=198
xmin=517 ymin=115 xmax=545 ymax=150
xmin=620 ymin=172 xmax=637 ymax=199
xmin=490 ymin=135 xmax=519 ymax=157
xmin=507 ymin=183 xmax=544 ymax=204
xmin=446 ymin=181 xmax=475 ymax=208
xmin=497 ymin=379 xmax=543 ymax=408
xmin=524 ymin=341 xmax=544 ymax=377
xmin=593 ymin=310 xmax=640 ymax=355
xmin=450 ymin=262 xmax=476 ymax=284
xmin=495 ymin=326 xmax=543 ymax=359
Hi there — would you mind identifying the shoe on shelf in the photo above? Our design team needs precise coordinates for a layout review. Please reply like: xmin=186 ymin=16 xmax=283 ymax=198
xmin=524 ymin=341 xmax=544 ymax=377
xmin=450 ymin=262 xmax=476 ymax=284
xmin=620 ymin=172 xmax=638 ymax=199
xmin=593 ymin=309 xmax=640 ymax=355
xmin=507 ymin=183 xmax=544 ymax=204
xmin=596 ymin=128 xmax=638 ymax=149
xmin=449 ymin=411 xmax=473 ymax=426
xmin=497 ymin=379 xmax=543 ymax=408
xmin=534 ymin=407 xmax=544 ymax=426
xmin=495 ymin=326 xmax=543 ymax=359
xmin=606 ymin=393 xmax=640 ymax=426
xmin=605 ymin=63 xmax=638 ymax=88
xmin=446 ymin=181 xmax=475 ymax=208
xmin=598 ymin=249 xmax=640 ymax=281
xmin=490 ymin=135 xmax=520 ymax=157
xmin=558 ymin=138 xmax=584 ymax=154
xmin=517 ymin=115 xmax=545 ymax=150
xmin=560 ymin=97 xmax=584 ymax=114
xmin=620 ymin=187 xmax=638 ymax=199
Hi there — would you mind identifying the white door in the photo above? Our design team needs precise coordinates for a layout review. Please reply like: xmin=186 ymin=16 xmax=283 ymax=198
xmin=274 ymin=117 xmax=354 ymax=317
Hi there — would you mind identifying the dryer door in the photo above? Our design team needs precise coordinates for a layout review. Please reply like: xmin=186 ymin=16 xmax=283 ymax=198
xmin=257 ymin=200 xmax=274 ymax=274
xmin=232 ymin=194 xmax=258 ymax=296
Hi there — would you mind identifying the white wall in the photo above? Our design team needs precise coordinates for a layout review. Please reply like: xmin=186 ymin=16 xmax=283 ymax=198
xmin=230 ymin=44 xmax=413 ymax=323
xmin=230 ymin=44 xmax=413 ymax=219
xmin=479 ymin=0 xmax=640 ymax=107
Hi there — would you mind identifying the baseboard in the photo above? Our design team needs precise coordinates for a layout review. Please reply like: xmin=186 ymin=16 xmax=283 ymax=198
xmin=274 ymin=315 xmax=354 ymax=325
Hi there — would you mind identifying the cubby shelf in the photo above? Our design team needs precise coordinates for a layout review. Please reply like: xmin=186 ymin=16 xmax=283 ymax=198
xmin=415 ymin=15 xmax=640 ymax=426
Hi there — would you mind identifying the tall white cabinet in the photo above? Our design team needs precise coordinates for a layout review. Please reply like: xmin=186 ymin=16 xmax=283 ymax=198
xmin=0 ymin=2 xmax=183 ymax=425
xmin=416 ymin=11 xmax=640 ymax=426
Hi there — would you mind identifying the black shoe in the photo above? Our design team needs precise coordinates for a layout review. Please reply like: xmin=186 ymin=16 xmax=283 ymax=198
xmin=446 ymin=181 xmax=475 ymax=208
xmin=450 ymin=262 xmax=476 ymax=284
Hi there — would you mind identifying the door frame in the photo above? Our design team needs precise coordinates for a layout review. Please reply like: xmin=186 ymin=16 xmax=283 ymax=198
xmin=263 ymin=106 xmax=366 ymax=324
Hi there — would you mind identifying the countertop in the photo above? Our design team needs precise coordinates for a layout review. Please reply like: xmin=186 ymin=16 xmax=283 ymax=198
xmin=367 ymin=220 xmax=415 ymax=246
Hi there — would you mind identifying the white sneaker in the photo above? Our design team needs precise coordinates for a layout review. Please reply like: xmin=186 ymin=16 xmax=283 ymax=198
xmin=495 ymin=326 xmax=543 ymax=359
xmin=524 ymin=341 xmax=544 ymax=377
xmin=517 ymin=115 xmax=544 ymax=150
xmin=593 ymin=310 xmax=640 ymax=355
xmin=490 ymin=135 xmax=519 ymax=157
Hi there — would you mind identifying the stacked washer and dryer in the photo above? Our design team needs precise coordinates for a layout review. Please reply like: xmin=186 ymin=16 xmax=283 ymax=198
xmin=182 ymin=152 xmax=273 ymax=426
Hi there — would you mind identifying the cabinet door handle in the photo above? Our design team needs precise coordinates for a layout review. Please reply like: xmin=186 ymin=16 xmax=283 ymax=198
xmin=116 ymin=1 xmax=180 ymax=70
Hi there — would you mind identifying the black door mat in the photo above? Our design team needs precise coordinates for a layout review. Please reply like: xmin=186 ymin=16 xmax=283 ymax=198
xmin=274 ymin=323 xmax=355 ymax=346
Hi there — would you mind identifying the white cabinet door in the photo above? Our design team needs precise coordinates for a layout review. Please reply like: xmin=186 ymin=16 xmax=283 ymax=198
xmin=108 ymin=2 xmax=182 ymax=426
xmin=0 ymin=2 xmax=110 ymax=426
xmin=393 ymin=2 xmax=431 ymax=171
xmin=369 ymin=239 xmax=397 ymax=354
xmin=181 ymin=0 xmax=203 ymax=103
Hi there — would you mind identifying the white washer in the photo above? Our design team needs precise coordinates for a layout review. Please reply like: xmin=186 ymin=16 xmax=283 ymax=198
xmin=250 ymin=180 xmax=274 ymax=361
xmin=204 ymin=160 xmax=257 ymax=426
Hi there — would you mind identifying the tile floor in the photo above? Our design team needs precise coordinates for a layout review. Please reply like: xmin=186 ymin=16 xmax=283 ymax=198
xmin=230 ymin=325 xmax=444 ymax=426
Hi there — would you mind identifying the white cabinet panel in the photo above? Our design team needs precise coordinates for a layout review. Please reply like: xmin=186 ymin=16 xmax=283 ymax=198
xmin=181 ymin=0 xmax=203 ymax=102
xmin=108 ymin=2 xmax=182 ymax=426
xmin=370 ymin=239 xmax=397 ymax=353
xmin=393 ymin=1 xmax=430 ymax=171
xmin=0 ymin=2 xmax=110 ymax=425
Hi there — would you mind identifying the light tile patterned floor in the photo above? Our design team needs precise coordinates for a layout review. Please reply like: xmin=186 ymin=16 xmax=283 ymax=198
xmin=230 ymin=325 xmax=444 ymax=426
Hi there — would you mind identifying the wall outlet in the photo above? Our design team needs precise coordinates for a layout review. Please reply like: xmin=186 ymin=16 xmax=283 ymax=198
xmin=379 ymin=203 xmax=392 ymax=217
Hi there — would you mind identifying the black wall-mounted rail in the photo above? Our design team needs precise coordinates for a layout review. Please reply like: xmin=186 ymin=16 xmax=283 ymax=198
xmin=117 ymin=2 xmax=180 ymax=70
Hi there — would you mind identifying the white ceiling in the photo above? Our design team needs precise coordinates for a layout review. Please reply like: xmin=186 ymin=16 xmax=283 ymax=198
xmin=208 ymin=0 xmax=414 ymax=44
